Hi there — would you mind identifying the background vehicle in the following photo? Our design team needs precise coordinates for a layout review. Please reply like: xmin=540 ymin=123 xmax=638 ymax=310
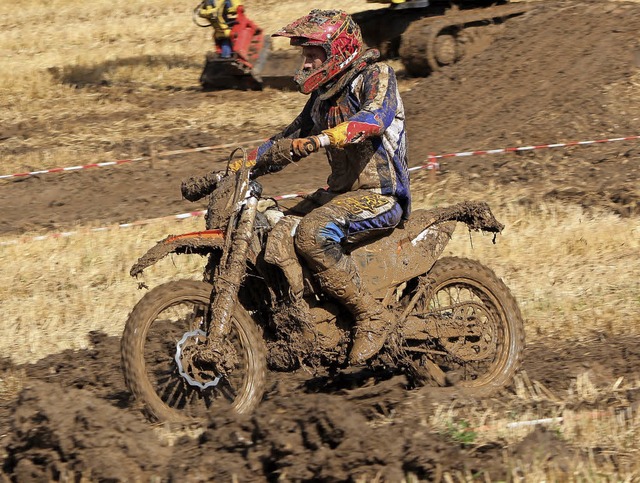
xmin=120 ymin=148 xmax=525 ymax=422
xmin=195 ymin=0 xmax=531 ymax=90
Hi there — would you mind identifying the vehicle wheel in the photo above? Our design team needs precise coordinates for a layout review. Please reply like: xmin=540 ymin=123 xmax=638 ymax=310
xmin=121 ymin=280 xmax=266 ymax=422
xmin=402 ymin=257 xmax=525 ymax=397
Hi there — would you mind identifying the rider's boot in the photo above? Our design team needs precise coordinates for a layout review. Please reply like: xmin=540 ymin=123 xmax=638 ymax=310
xmin=315 ymin=257 xmax=395 ymax=364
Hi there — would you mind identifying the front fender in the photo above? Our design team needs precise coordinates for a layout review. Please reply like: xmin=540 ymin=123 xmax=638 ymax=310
xmin=130 ymin=230 xmax=226 ymax=277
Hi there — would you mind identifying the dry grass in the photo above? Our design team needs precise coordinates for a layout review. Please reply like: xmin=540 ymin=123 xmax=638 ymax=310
xmin=412 ymin=171 xmax=640 ymax=340
xmin=1 ymin=177 xmax=638 ymax=365
xmin=402 ymin=368 xmax=640 ymax=481
xmin=0 ymin=0 xmax=377 ymax=175
xmin=0 ymin=217 xmax=204 ymax=364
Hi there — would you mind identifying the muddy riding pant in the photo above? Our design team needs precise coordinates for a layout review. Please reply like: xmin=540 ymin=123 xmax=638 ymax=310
xmin=293 ymin=190 xmax=402 ymax=316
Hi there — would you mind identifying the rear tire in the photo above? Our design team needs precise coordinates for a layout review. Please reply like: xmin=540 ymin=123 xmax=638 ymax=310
xmin=121 ymin=280 xmax=267 ymax=422
xmin=403 ymin=257 xmax=525 ymax=397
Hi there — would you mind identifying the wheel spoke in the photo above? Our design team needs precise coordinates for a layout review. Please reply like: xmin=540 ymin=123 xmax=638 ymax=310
xmin=160 ymin=378 xmax=182 ymax=407
xmin=219 ymin=380 xmax=237 ymax=402
xmin=155 ymin=371 xmax=176 ymax=394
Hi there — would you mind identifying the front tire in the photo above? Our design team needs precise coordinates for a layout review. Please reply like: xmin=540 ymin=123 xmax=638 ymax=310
xmin=402 ymin=257 xmax=525 ymax=397
xmin=121 ymin=280 xmax=267 ymax=422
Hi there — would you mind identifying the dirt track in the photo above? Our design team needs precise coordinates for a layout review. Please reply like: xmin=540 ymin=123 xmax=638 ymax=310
xmin=2 ymin=1 xmax=640 ymax=480
xmin=1 ymin=1 xmax=639 ymax=237
xmin=3 ymin=333 xmax=640 ymax=481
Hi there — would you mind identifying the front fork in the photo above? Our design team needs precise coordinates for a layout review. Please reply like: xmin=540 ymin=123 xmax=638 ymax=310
xmin=206 ymin=194 xmax=259 ymax=343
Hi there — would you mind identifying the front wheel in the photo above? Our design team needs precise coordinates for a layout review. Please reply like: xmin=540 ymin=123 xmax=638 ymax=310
xmin=402 ymin=257 xmax=525 ymax=397
xmin=121 ymin=280 xmax=267 ymax=422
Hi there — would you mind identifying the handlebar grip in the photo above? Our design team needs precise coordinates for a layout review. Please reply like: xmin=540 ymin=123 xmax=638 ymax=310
xmin=181 ymin=171 xmax=223 ymax=202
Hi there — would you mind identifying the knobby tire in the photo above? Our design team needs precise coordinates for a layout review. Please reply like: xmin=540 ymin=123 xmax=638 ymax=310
xmin=121 ymin=280 xmax=267 ymax=422
xmin=407 ymin=256 xmax=525 ymax=397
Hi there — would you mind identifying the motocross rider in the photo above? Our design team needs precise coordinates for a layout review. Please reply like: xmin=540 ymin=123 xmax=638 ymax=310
xmin=234 ymin=10 xmax=410 ymax=364
xmin=198 ymin=0 xmax=241 ymax=58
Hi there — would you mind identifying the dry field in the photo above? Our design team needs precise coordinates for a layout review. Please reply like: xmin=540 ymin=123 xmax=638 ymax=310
xmin=1 ymin=0 xmax=640 ymax=481
xmin=1 ymin=177 xmax=638 ymax=365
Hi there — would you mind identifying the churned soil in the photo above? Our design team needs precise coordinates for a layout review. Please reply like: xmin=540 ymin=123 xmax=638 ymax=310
xmin=1 ymin=0 xmax=640 ymax=481
xmin=2 ymin=332 xmax=640 ymax=481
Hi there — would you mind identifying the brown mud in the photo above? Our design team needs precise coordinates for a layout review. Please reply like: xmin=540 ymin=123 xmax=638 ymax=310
xmin=2 ymin=333 xmax=640 ymax=481
xmin=2 ymin=1 xmax=640 ymax=481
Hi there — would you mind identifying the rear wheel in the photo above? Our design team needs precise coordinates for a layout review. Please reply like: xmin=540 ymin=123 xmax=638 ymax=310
xmin=402 ymin=257 xmax=525 ymax=397
xmin=121 ymin=280 xmax=266 ymax=422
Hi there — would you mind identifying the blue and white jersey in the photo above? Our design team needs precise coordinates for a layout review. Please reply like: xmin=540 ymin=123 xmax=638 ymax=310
xmin=255 ymin=60 xmax=411 ymax=218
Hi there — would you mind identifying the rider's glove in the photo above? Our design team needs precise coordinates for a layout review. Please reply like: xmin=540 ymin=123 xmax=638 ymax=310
xmin=291 ymin=136 xmax=323 ymax=158
xmin=321 ymin=121 xmax=381 ymax=148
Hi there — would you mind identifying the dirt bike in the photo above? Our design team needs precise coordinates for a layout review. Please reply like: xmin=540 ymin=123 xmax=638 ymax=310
xmin=121 ymin=148 xmax=525 ymax=423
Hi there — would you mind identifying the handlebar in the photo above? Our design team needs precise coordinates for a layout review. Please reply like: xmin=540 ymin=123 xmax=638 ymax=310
xmin=181 ymin=147 xmax=257 ymax=203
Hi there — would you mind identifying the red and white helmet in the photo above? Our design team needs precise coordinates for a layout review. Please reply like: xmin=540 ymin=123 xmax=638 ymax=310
xmin=273 ymin=10 xmax=363 ymax=94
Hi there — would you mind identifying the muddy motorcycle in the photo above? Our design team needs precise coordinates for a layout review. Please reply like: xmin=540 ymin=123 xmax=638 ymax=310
xmin=121 ymin=150 xmax=525 ymax=423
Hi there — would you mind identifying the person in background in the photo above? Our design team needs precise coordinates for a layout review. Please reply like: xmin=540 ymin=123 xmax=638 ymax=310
xmin=198 ymin=0 xmax=241 ymax=58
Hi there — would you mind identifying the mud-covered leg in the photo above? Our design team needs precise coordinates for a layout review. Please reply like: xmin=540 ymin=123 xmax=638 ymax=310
xmin=294 ymin=190 xmax=403 ymax=364
xmin=314 ymin=257 xmax=396 ymax=364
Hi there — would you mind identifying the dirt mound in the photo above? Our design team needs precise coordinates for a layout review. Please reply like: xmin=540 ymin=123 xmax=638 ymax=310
xmin=3 ymin=331 xmax=638 ymax=481
xmin=405 ymin=1 xmax=640 ymax=150
xmin=169 ymin=383 xmax=456 ymax=482
xmin=4 ymin=381 xmax=171 ymax=482
xmin=401 ymin=0 xmax=640 ymax=215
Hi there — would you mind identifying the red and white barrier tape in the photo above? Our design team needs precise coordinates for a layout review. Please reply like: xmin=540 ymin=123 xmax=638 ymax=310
xmin=0 ymin=210 xmax=207 ymax=246
xmin=0 ymin=138 xmax=266 ymax=181
xmin=2 ymin=132 xmax=639 ymax=245
xmin=0 ymin=166 xmax=437 ymax=246
xmin=0 ymin=184 xmax=373 ymax=246
xmin=2 ymin=134 xmax=639 ymax=181
xmin=425 ymin=134 xmax=640 ymax=161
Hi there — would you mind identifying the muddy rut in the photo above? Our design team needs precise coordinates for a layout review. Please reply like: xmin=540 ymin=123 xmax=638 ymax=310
xmin=2 ymin=333 xmax=640 ymax=481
